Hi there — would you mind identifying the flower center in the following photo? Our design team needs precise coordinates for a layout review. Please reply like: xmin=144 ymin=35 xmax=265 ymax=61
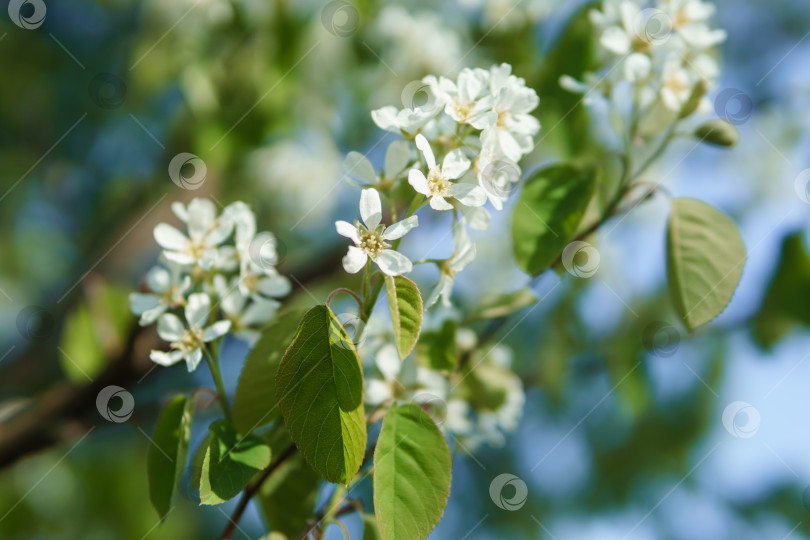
xmin=173 ymin=328 xmax=202 ymax=352
xmin=359 ymin=231 xmax=388 ymax=254
xmin=452 ymin=98 xmax=474 ymax=122
xmin=496 ymin=111 xmax=509 ymax=128
xmin=427 ymin=168 xmax=451 ymax=197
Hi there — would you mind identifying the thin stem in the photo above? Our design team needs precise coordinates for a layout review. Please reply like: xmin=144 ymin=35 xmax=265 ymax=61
xmin=203 ymin=345 xmax=232 ymax=424
xmin=326 ymin=288 xmax=363 ymax=311
xmin=632 ymin=121 xmax=678 ymax=179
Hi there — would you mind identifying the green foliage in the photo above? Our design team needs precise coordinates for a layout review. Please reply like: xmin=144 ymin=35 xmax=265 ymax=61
xmin=416 ymin=319 xmax=457 ymax=373
xmin=373 ymin=404 xmax=452 ymax=540
xmin=199 ymin=420 xmax=272 ymax=505
xmin=59 ymin=303 xmax=105 ymax=383
xmin=257 ymin=427 xmax=321 ymax=538
xmin=275 ymin=305 xmax=366 ymax=484
xmin=59 ymin=281 xmax=132 ymax=383
xmin=512 ymin=164 xmax=596 ymax=275
xmin=666 ymin=198 xmax=746 ymax=331
xmin=754 ymin=232 xmax=810 ymax=347
xmin=232 ymin=311 xmax=305 ymax=434
xmin=384 ymin=275 xmax=423 ymax=358
xmin=465 ymin=288 xmax=538 ymax=322
xmin=147 ymin=395 xmax=193 ymax=520
xmin=362 ymin=513 xmax=382 ymax=540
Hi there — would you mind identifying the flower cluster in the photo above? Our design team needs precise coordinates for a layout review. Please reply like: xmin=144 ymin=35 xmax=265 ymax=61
xmin=562 ymin=0 xmax=725 ymax=133
xmin=130 ymin=198 xmax=290 ymax=370
xmin=338 ymin=63 xmax=540 ymax=305
xmin=362 ymin=322 xmax=524 ymax=451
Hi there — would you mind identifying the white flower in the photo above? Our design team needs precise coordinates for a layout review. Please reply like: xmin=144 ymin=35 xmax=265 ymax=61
xmin=426 ymin=220 xmax=477 ymax=308
xmin=437 ymin=68 xmax=496 ymax=128
xmin=408 ymin=134 xmax=486 ymax=211
xmin=666 ymin=0 xmax=726 ymax=48
xmin=659 ymin=54 xmax=695 ymax=111
xmin=154 ymin=198 xmax=233 ymax=270
xmin=129 ymin=260 xmax=191 ymax=326
xmin=365 ymin=343 xmax=447 ymax=406
xmin=213 ymin=275 xmax=279 ymax=345
xmin=336 ymin=188 xmax=418 ymax=276
xmin=150 ymin=293 xmax=231 ymax=372
xmin=480 ymin=64 xmax=540 ymax=162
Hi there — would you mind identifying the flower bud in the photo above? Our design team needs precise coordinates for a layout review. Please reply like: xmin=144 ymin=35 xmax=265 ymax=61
xmin=694 ymin=119 xmax=739 ymax=147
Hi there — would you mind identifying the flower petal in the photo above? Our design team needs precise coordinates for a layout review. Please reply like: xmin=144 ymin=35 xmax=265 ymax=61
xmin=342 ymin=246 xmax=368 ymax=274
xmin=344 ymin=151 xmax=377 ymax=184
xmin=150 ymin=349 xmax=185 ymax=367
xmin=375 ymin=249 xmax=413 ymax=276
xmin=130 ymin=293 xmax=160 ymax=316
xmin=375 ymin=343 xmax=401 ymax=381
xmin=449 ymin=183 xmax=487 ymax=207
xmin=185 ymin=293 xmax=211 ymax=329
xmin=154 ymin=223 xmax=189 ymax=252
xmin=256 ymin=274 xmax=292 ymax=297
xmin=414 ymin=134 xmax=436 ymax=170
xmin=156 ymin=313 xmax=185 ymax=342
xmin=383 ymin=215 xmax=418 ymax=240
xmin=186 ymin=198 xmax=218 ymax=241
xmin=441 ymin=150 xmax=471 ymax=179
xmin=429 ymin=195 xmax=454 ymax=211
xmin=384 ymin=140 xmax=411 ymax=177
xmin=202 ymin=320 xmax=232 ymax=342
xmin=185 ymin=348 xmax=203 ymax=372
xmin=371 ymin=106 xmax=400 ymax=132
xmin=335 ymin=220 xmax=361 ymax=243
xmin=145 ymin=266 xmax=171 ymax=293
xmin=407 ymin=169 xmax=430 ymax=196
xmin=360 ymin=188 xmax=382 ymax=229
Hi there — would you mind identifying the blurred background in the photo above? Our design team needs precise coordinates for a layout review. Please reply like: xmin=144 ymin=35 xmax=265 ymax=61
xmin=1 ymin=0 xmax=810 ymax=538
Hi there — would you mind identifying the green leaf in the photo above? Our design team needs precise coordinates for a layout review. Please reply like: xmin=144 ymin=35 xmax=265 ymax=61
xmin=275 ymin=305 xmax=366 ymax=484
xmin=465 ymin=288 xmax=538 ymax=323
xmin=232 ymin=311 xmax=305 ymax=434
xmin=512 ymin=164 xmax=596 ymax=275
xmin=147 ymin=395 xmax=193 ymax=520
xmin=257 ymin=428 xmax=321 ymax=538
xmin=59 ymin=303 xmax=105 ymax=383
xmin=753 ymin=231 xmax=810 ymax=347
xmin=667 ymin=198 xmax=746 ymax=331
xmin=415 ymin=319 xmax=457 ymax=373
xmin=384 ymin=275 xmax=423 ymax=358
xmin=199 ymin=420 xmax=272 ymax=505
xmin=362 ymin=513 xmax=382 ymax=540
xmin=374 ymin=404 xmax=452 ymax=540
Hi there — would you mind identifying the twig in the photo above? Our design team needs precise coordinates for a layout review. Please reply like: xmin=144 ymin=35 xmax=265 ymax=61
xmin=220 ymin=443 xmax=297 ymax=540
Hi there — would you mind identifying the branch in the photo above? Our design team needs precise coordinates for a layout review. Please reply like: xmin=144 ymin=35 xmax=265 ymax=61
xmin=220 ymin=443 xmax=297 ymax=540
